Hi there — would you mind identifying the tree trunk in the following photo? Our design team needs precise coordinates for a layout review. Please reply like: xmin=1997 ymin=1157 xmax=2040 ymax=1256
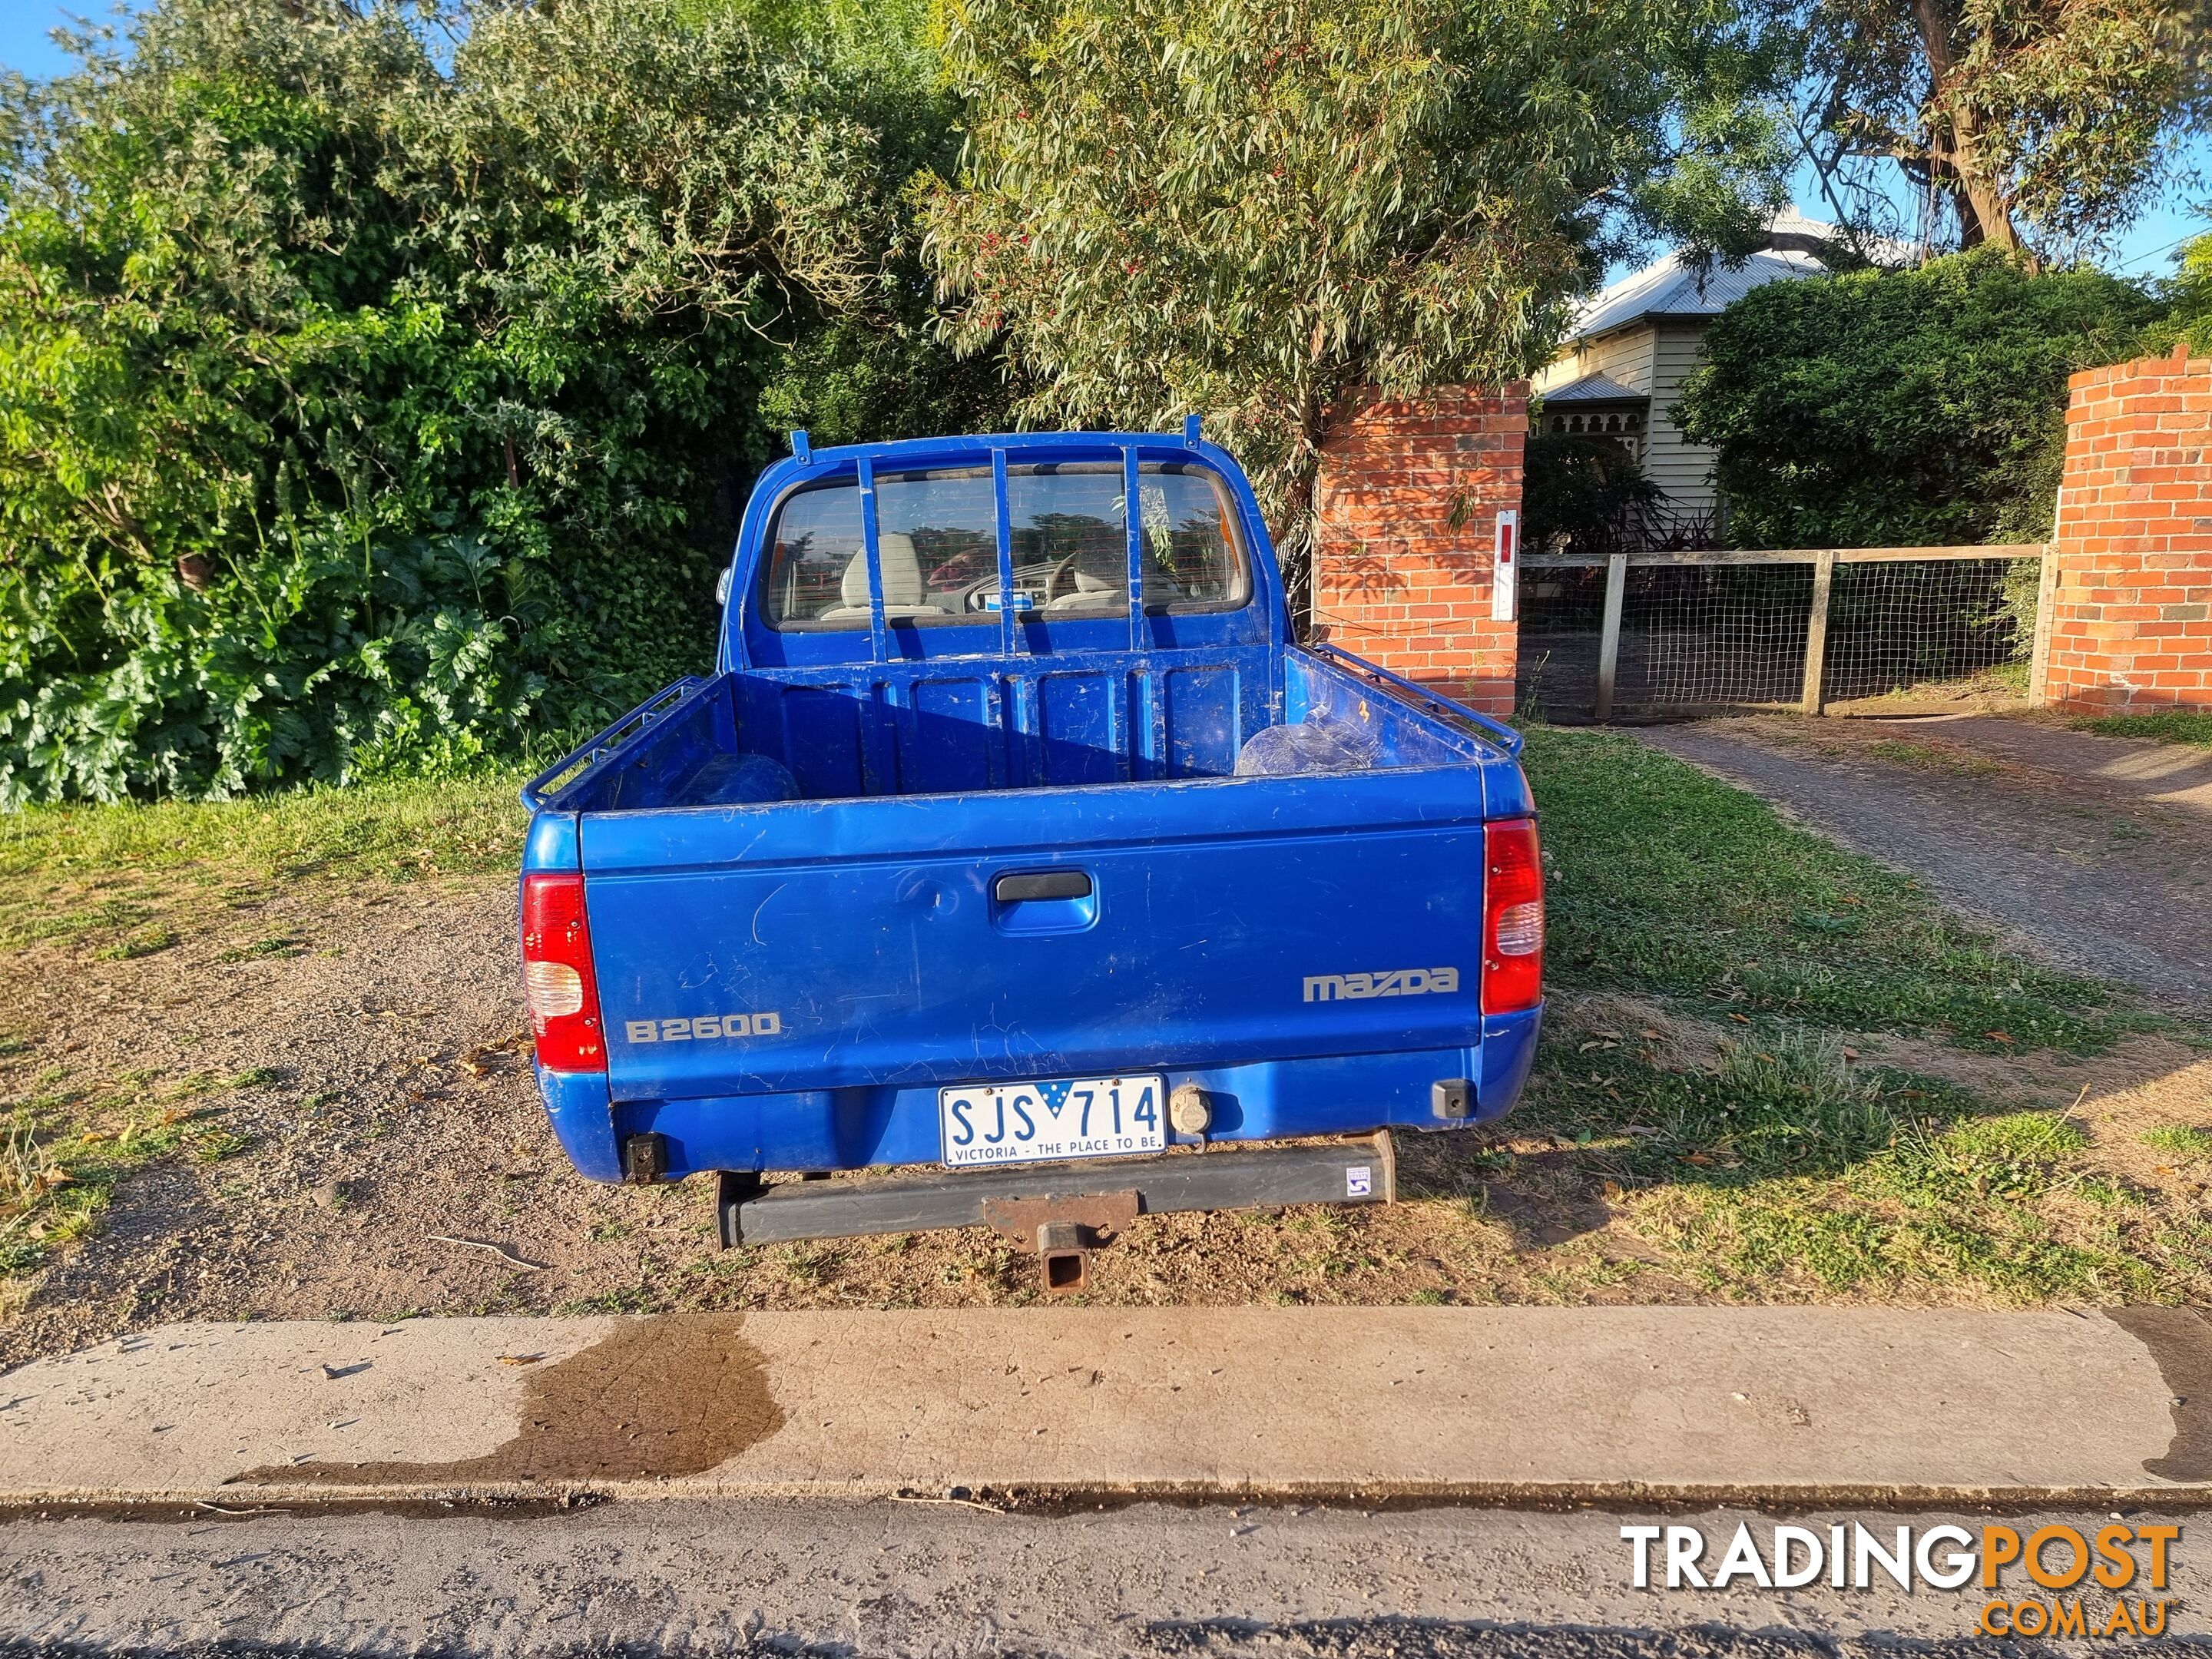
xmin=1909 ymin=0 xmax=2025 ymax=254
xmin=1277 ymin=388 xmax=1332 ymax=641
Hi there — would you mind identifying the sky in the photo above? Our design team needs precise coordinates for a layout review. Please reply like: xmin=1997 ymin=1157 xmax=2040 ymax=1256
xmin=1 ymin=0 xmax=2206 ymax=281
xmin=2 ymin=1 xmax=103 ymax=78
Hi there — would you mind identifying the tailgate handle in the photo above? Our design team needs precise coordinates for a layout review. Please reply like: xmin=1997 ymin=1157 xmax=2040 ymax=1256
xmin=994 ymin=870 xmax=1091 ymax=903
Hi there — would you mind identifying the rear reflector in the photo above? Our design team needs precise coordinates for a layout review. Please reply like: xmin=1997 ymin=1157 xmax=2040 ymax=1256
xmin=521 ymin=873 xmax=606 ymax=1072
xmin=1481 ymin=817 xmax=1545 ymax=1015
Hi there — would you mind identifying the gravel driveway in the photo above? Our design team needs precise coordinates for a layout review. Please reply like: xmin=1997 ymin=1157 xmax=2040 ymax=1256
xmin=1633 ymin=714 xmax=2212 ymax=1012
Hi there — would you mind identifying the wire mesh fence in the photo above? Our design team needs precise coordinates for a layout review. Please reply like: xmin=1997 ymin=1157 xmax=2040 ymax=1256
xmin=1515 ymin=564 xmax=1612 ymax=717
xmin=1629 ymin=561 xmax=1814 ymax=708
xmin=1515 ymin=548 xmax=2045 ymax=722
xmin=1821 ymin=556 xmax=2038 ymax=710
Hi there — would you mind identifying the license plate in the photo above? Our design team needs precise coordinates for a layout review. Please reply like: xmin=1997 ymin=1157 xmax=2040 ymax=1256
xmin=938 ymin=1075 xmax=1167 ymax=1169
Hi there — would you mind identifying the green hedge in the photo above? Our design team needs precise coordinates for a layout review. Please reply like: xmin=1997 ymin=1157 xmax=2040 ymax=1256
xmin=0 ymin=0 xmax=995 ymax=803
xmin=1673 ymin=248 xmax=2163 ymax=549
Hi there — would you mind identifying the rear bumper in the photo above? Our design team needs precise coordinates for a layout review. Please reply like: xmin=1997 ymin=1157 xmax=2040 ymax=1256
xmin=536 ymin=1003 xmax=1541 ymax=1183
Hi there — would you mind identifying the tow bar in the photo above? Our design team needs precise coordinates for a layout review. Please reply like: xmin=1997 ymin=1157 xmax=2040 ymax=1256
xmin=717 ymin=1133 xmax=1396 ymax=1295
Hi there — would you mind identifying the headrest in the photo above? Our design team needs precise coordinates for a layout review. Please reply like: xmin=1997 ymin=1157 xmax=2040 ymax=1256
xmin=839 ymin=533 xmax=925 ymax=608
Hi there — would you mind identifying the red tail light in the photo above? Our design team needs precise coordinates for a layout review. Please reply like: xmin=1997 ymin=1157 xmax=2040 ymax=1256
xmin=1482 ymin=817 xmax=1545 ymax=1015
xmin=522 ymin=873 xmax=607 ymax=1072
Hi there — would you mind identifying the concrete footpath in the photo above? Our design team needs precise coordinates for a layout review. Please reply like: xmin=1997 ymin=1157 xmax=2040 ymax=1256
xmin=1 ymin=1305 xmax=2207 ymax=1508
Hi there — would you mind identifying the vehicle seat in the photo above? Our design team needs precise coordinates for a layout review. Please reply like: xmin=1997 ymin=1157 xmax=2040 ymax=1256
xmin=820 ymin=533 xmax=947 ymax=622
xmin=1047 ymin=568 xmax=1127 ymax=611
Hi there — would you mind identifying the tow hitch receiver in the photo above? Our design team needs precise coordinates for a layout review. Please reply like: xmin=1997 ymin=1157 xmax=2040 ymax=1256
xmin=1035 ymin=1221 xmax=1091 ymax=1294
xmin=978 ymin=1191 xmax=1140 ymax=1295
xmin=717 ymin=1134 xmax=1396 ymax=1289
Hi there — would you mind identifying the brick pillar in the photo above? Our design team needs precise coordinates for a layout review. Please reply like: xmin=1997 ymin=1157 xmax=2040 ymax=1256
xmin=1310 ymin=384 xmax=1526 ymax=716
xmin=2041 ymin=349 xmax=2212 ymax=712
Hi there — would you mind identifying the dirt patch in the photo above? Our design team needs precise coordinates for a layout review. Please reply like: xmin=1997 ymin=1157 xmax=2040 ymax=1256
xmin=230 ymin=1313 xmax=783 ymax=1486
xmin=0 ymin=872 xmax=1670 ymax=1355
xmin=0 ymin=877 xmax=714 ymax=1369
xmin=0 ymin=855 xmax=2204 ymax=1359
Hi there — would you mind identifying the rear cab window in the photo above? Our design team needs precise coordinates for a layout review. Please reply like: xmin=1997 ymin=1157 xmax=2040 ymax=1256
xmin=760 ymin=462 xmax=1250 ymax=631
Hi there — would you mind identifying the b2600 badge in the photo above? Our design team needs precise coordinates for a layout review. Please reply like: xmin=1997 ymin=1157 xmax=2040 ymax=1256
xmin=625 ymin=1013 xmax=782 ymax=1041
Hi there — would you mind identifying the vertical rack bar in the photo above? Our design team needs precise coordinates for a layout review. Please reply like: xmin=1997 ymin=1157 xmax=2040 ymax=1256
xmin=856 ymin=455 xmax=888 ymax=666
xmin=1123 ymin=447 xmax=1145 ymax=651
xmin=1800 ymin=549 xmax=1835 ymax=714
xmin=1593 ymin=553 xmax=1628 ymax=721
xmin=992 ymin=449 xmax=1018 ymax=657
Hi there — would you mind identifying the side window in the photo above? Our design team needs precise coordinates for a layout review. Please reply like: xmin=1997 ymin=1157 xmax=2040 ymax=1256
xmin=1139 ymin=468 xmax=1248 ymax=609
xmin=762 ymin=482 xmax=863 ymax=628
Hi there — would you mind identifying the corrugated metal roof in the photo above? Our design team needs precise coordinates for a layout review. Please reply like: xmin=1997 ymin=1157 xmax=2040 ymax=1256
xmin=1568 ymin=248 xmax=1828 ymax=343
xmin=1541 ymin=372 xmax=1647 ymax=402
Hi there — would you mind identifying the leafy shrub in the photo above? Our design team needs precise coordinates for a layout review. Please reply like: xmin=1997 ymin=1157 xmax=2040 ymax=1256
xmin=1521 ymin=432 xmax=1667 ymax=559
xmin=1674 ymin=248 xmax=2161 ymax=549
xmin=2139 ymin=233 xmax=2212 ymax=358
xmin=0 ymin=0 xmax=985 ymax=803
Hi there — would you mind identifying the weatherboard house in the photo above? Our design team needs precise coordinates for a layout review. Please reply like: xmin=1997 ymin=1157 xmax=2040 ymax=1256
xmin=1531 ymin=213 xmax=1845 ymax=532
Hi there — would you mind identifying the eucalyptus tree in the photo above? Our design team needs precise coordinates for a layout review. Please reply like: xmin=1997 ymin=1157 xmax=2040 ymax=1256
xmin=922 ymin=0 xmax=1791 ymax=604
xmin=1773 ymin=0 xmax=2208 ymax=259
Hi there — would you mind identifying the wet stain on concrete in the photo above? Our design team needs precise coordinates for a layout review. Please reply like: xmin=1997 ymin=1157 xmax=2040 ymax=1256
xmin=2109 ymin=1306 xmax=2212 ymax=1482
xmin=229 ymin=1314 xmax=784 ymax=1488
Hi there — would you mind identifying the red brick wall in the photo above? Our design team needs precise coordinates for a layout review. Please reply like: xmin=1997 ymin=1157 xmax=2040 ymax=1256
xmin=2042 ymin=350 xmax=2212 ymax=712
xmin=1310 ymin=385 xmax=1527 ymax=716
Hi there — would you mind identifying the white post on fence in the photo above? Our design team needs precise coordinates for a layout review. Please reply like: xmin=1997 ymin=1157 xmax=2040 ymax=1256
xmin=1594 ymin=552 xmax=1628 ymax=720
xmin=1800 ymin=549 xmax=1836 ymax=714
xmin=2028 ymin=544 xmax=2059 ymax=707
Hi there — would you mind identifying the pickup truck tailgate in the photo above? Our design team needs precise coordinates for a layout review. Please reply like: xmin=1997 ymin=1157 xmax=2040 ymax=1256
xmin=579 ymin=770 xmax=1493 ymax=1101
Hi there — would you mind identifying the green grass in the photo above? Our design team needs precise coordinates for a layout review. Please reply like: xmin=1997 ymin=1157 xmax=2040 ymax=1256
xmin=1 ymin=1075 xmax=252 ymax=1282
xmin=0 ymin=773 xmax=528 ymax=965
xmin=1512 ymin=1031 xmax=2207 ymax=1303
xmin=1519 ymin=726 xmax=2156 ymax=1053
xmin=214 ymin=937 xmax=304 ymax=964
xmin=0 ymin=774 xmax=527 ymax=889
xmin=93 ymin=926 xmax=178 ymax=962
xmin=2068 ymin=710 xmax=2212 ymax=747
xmin=2143 ymin=1126 xmax=2212 ymax=1158
xmin=1502 ymin=725 xmax=2210 ymax=1305
xmin=1861 ymin=739 xmax=2004 ymax=777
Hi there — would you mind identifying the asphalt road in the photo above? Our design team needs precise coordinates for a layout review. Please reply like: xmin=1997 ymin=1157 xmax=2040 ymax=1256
xmin=4 ymin=1501 xmax=2206 ymax=1657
